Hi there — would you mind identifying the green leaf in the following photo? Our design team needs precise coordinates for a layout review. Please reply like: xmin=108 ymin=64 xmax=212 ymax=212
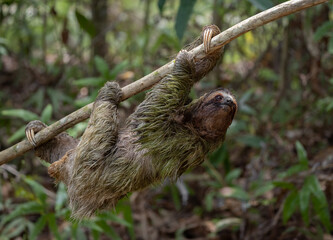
xmin=2 ymin=218 xmax=28 ymax=238
xmin=209 ymin=144 xmax=229 ymax=169
xmin=73 ymin=77 xmax=105 ymax=87
xmin=258 ymin=68 xmax=279 ymax=82
xmin=175 ymin=228 xmax=185 ymax=240
xmin=204 ymin=192 xmax=215 ymax=212
xmin=25 ymin=88 xmax=45 ymax=111
xmin=85 ymin=221 xmax=104 ymax=232
xmin=299 ymin=183 xmax=311 ymax=225
xmin=0 ymin=37 xmax=8 ymax=45
xmin=95 ymin=220 xmax=121 ymax=240
xmin=236 ymin=134 xmax=264 ymax=148
xmin=109 ymin=60 xmax=129 ymax=80
xmin=328 ymin=36 xmax=333 ymax=54
xmin=240 ymin=104 xmax=256 ymax=115
xmin=285 ymin=164 xmax=308 ymax=177
xmin=55 ymin=0 xmax=71 ymax=18
xmin=253 ymin=182 xmax=274 ymax=197
xmin=74 ymin=97 xmax=95 ymax=108
xmin=306 ymin=175 xmax=332 ymax=230
xmin=151 ymin=32 xmax=181 ymax=53
xmin=273 ymin=181 xmax=296 ymax=190
xmin=295 ymin=141 xmax=308 ymax=166
xmin=1 ymin=201 xmax=42 ymax=225
xmin=247 ymin=0 xmax=273 ymax=10
xmin=174 ymin=0 xmax=197 ymax=40
xmin=97 ymin=212 xmax=132 ymax=228
xmin=158 ymin=0 xmax=166 ymax=14
xmin=225 ymin=168 xmax=241 ymax=184
xmin=282 ymin=191 xmax=299 ymax=224
xmin=74 ymin=227 xmax=87 ymax=240
xmin=41 ymin=104 xmax=53 ymax=123
xmin=29 ymin=215 xmax=47 ymax=240
xmin=326 ymin=98 xmax=333 ymax=112
xmin=170 ymin=184 xmax=181 ymax=210
xmin=115 ymin=199 xmax=135 ymax=240
xmin=1 ymin=109 xmax=38 ymax=121
xmin=307 ymin=175 xmax=327 ymax=204
xmin=91 ymin=229 xmax=100 ymax=240
xmin=221 ymin=187 xmax=250 ymax=201
xmin=8 ymin=126 xmax=26 ymax=144
xmin=75 ymin=10 xmax=96 ymax=37
xmin=239 ymin=88 xmax=255 ymax=104
xmin=314 ymin=21 xmax=333 ymax=41
xmin=24 ymin=177 xmax=48 ymax=206
xmin=55 ymin=182 xmax=68 ymax=212
xmin=94 ymin=56 xmax=110 ymax=78
xmin=214 ymin=218 xmax=242 ymax=232
xmin=46 ymin=88 xmax=72 ymax=112
xmin=312 ymin=195 xmax=332 ymax=231
xmin=47 ymin=213 xmax=61 ymax=240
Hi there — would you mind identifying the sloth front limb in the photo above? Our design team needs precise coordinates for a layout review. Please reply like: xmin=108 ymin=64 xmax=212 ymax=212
xmin=72 ymin=81 xmax=122 ymax=171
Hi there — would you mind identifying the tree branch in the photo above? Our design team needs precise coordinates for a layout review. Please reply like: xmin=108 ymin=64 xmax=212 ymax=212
xmin=0 ymin=0 xmax=328 ymax=165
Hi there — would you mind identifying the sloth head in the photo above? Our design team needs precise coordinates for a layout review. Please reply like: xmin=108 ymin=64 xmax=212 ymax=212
xmin=178 ymin=89 xmax=237 ymax=141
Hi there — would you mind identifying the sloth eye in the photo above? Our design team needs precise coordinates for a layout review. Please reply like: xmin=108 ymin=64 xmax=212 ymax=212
xmin=215 ymin=95 xmax=223 ymax=101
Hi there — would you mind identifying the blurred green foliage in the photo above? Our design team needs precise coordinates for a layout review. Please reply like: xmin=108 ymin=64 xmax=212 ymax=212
xmin=0 ymin=0 xmax=332 ymax=239
xmin=0 ymin=178 xmax=134 ymax=240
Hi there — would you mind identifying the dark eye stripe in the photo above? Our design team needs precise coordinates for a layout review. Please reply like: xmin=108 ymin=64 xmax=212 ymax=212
xmin=215 ymin=95 xmax=223 ymax=101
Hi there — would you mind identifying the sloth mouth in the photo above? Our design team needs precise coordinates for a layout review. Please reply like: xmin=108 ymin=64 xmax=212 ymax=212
xmin=222 ymin=102 xmax=234 ymax=108
xmin=220 ymin=102 xmax=235 ymax=109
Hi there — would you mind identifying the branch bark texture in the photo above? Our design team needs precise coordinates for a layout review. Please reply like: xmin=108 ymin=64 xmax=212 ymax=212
xmin=0 ymin=0 xmax=328 ymax=165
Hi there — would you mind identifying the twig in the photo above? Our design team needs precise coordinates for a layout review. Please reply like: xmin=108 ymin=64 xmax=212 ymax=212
xmin=0 ymin=0 xmax=328 ymax=165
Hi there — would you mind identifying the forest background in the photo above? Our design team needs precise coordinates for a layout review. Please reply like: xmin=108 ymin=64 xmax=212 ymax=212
xmin=0 ymin=0 xmax=333 ymax=239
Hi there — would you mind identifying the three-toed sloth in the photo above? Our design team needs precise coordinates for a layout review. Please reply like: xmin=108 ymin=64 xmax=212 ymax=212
xmin=26 ymin=25 xmax=237 ymax=219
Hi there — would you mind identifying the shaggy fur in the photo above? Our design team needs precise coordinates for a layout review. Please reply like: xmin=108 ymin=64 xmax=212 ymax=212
xmin=26 ymin=25 xmax=237 ymax=219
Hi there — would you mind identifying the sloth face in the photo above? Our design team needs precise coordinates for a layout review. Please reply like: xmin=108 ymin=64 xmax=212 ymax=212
xmin=189 ymin=89 xmax=237 ymax=140
xmin=203 ymin=88 xmax=238 ymax=118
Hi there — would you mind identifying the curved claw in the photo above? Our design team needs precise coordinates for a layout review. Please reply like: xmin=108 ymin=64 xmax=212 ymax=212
xmin=26 ymin=128 xmax=37 ymax=147
xmin=25 ymin=120 xmax=47 ymax=147
xmin=203 ymin=28 xmax=213 ymax=54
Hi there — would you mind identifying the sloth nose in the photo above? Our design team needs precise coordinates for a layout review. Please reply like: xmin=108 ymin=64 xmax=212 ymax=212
xmin=223 ymin=97 xmax=234 ymax=106
xmin=226 ymin=97 xmax=233 ymax=104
